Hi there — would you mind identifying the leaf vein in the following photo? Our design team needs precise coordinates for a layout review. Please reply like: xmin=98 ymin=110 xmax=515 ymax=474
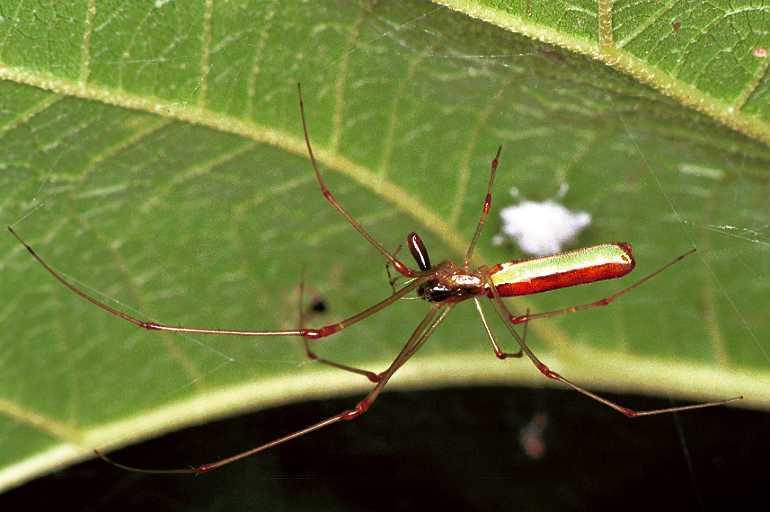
xmin=79 ymin=0 xmax=97 ymax=83
xmin=0 ymin=398 xmax=81 ymax=444
xmin=615 ymin=0 xmax=677 ymax=49
xmin=330 ymin=0 xmax=378 ymax=152
xmin=198 ymin=0 xmax=214 ymax=107
xmin=0 ymin=93 xmax=62 ymax=137
xmin=246 ymin=0 xmax=278 ymax=119
xmin=378 ymin=42 xmax=436 ymax=179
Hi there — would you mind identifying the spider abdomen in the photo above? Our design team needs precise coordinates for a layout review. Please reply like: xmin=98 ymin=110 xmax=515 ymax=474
xmin=488 ymin=243 xmax=635 ymax=297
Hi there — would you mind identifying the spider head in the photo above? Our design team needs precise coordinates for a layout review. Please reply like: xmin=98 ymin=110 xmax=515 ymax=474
xmin=418 ymin=279 xmax=454 ymax=303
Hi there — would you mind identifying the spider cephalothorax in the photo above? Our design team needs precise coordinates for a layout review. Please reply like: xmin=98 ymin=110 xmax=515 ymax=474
xmin=416 ymin=267 xmax=485 ymax=303
xmin=405 ymin=232 xmax=484 ymax=303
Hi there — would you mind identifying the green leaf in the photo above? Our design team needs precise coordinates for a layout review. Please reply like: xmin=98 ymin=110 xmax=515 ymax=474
xmin=1 ymin=0 xmax=767 ymax=493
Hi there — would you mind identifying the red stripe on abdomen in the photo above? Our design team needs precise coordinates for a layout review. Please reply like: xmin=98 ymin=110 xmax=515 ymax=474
xmin=490 ymin=262 xmax=633 ymax=297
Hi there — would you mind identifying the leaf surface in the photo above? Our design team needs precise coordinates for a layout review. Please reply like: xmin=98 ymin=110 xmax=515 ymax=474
xmin=0 ymin=0 xmax=768 ymax=492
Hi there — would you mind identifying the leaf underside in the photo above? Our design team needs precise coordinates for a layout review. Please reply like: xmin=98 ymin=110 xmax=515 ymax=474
xmin=0 ymin=0 xmax=768 ymax=492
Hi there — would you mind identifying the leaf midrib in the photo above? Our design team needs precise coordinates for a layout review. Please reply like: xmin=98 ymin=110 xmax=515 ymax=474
xmin=433 ymin=0 xmax=770 ymax=147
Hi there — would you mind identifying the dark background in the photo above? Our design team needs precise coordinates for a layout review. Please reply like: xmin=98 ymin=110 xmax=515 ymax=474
xmin=2 ymin=385 xmax=765 ymax=511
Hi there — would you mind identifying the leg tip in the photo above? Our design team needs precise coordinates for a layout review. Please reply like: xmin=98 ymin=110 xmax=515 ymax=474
xmin=193 ymin=464 xmax=212 ymax=475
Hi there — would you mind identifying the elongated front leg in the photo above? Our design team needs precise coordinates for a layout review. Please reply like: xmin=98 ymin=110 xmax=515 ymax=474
xmin=10 ymin=225 xmax=426 ymax=341
xmin=297 ymin=84 xmax=416 ymax=277
xmin=98 ymin=304 xmax=451 ymax=474
xmin=480 ymin=270 xmax=741 ymax=417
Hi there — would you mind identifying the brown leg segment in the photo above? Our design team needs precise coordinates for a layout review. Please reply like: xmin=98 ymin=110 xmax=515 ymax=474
xmin=9 ymin=225 xmax=428 ymax=341
xmin=473 ymin=297 xmax=522 ymax=359
xmin=97 ymin=304 xmax=451 ymax=474
xmin=481 ymin=270 xmax=742 ymax=417
xmin=464 ymin=146 xmax=502 ymax=269
xmin=299 ymin=276 xmax=381 ymax=383
xmin=384 ymin=243 xmax=404 ymax=294
xmin=297 ymin=83 xmax=416 ymax=278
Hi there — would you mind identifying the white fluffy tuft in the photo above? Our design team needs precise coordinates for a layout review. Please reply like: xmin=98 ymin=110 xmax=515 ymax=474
xmin=497 ymin=200 xmax=591 ymax=257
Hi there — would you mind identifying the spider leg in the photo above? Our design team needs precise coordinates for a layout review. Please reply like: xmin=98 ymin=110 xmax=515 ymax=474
xmin=480 ymin=269 xmax=742 ymax=417
xmin=384 ymin=243 xmax=403 ymax=294
xmin=8 ymin=226 xmax=428 ymax=340
xmin=473 ymin=297 xmax=522 ymax=359
xmin=97 ymin=303 xmax=452 ymax=474
xmin=464 ymin=146 xmax=502 ymax=268
xmin=299 ymin=274 xmax=382 ymax=383
xmin=297 ymin=84 xmax=416 ymax=278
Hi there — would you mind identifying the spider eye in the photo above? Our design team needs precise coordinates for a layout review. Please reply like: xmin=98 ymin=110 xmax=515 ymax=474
xmin=407 ymin=232 xmax=431 ymax=271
